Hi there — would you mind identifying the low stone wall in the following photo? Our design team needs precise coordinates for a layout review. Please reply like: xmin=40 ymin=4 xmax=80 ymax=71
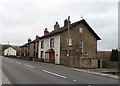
xmin=4 ymin=55 xmax=18 ymax=59
xmin=60 ymin=50 xmax=101 ymax=68
xmin=60 ymin=57 xmax=99 ymax=68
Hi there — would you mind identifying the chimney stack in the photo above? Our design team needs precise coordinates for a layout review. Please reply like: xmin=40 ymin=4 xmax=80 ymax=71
xmin=64 ymin=19 xmax=71 ymax=27
xmin=44 ymin=28 xmax=49 ymax=35
xmin=54 ymin=22 xmax=60 ymax=30
xmin=28 ymin=38 xmax=31 ymax=43
xmin=36 ymin=35 xmax=39 ymax=39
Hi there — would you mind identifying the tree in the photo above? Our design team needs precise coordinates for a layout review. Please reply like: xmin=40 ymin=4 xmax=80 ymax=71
xmin=115 ymin=49 xmax=119 ymax=61
xmin=110 ymin=49 xmax=119 ymax=61
xmin=110 ymin=49 xmax=114 ymax=61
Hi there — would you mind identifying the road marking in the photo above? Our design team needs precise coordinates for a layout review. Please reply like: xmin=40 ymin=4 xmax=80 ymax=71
xmin=24 ymin=64 xmax=35 ymax=68
xmin=16 ymin=62 xmax=21 ymax=64
xmin=88 ymin=85 xmax=92 ymax=86
xmin=42 ymin=70 xmax=67 ymax=79
xmin=73 ymin=80 xmax=76 ymax=82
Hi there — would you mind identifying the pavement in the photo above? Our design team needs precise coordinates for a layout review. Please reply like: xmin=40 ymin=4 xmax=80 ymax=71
xmin=1 ymin=69 xmax=11 ymax=84
xmin=73 ymin=68 xmax=118 ymax=80
xmin=0 ymin=56 xmax=11 ymax=85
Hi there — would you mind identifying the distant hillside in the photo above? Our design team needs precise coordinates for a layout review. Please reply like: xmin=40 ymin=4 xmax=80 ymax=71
xmin=1 ymin=44 xmax=20 ymax=51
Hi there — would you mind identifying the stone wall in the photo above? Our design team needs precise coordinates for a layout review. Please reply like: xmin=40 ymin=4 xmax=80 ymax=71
xmin=60 ymin=50 xmax=99 ymax=68
xmin=60 ymin=56 xmax=98 ymax=68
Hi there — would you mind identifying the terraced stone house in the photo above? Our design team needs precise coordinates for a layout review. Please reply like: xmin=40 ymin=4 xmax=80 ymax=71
xmin=38 ymin=18 xmax=101 ymax=66
xmin=19 ymin=17 xmax=101 ymax=68
xmin=19 ymin=36 xmax=39 ymax=60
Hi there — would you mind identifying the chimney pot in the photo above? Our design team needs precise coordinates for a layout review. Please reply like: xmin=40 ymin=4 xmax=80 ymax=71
xmin=28 ymin=38 xmax=31 ymax=43
xmin=36 ymin=35 xmax=39 ymax=39
xmin=54 ymin=22 xmax=60 ymax=30
xmin=64 ymin=18 xmax=71 ymax=27
xmin=44 ymin=28 xmax=49 ymax=35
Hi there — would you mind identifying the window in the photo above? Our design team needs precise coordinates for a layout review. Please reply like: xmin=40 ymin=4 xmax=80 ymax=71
xmin=41 ymin=40 xmax=44 ymax=48
xmin=85 ymin=52 xmax=88 ymax=58
xmin=79 ymin=27 xmax=83 ymax=33
xmin=28 ymin=44 xmax=30 ymax=50
xmin=80 ymin=40 xmax=83 ymax=53
xmin=41 ymin=51 xmax=44 ymax=59
xmin=34 ymin=51 xmax=35 ymax=57
xmin=34 ymin=42 xmax=36 ymax=49
xmin=28 ymin=52 xmax=30 ymax=57
xmin=50 ymin=38 xmax=54 ymax=47
xmin=67 ymin=38 xmax=72 ymax=46
xmin=36 ymin=52 xmax=38 ymax=58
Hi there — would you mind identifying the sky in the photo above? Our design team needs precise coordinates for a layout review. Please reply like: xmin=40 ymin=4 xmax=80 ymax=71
xmin=0 ymin=0 xmax=119 ymax=51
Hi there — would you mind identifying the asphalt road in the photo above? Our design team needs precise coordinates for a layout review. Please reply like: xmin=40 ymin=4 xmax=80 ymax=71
xmin=2 ymin=56 xmax=119 ymax=85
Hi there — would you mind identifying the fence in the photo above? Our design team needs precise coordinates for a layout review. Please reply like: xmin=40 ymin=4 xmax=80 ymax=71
xmin=60 ymin=50 xmax=99 ymax=68
xmin=102 ymin=60 xmax=119 ymax=68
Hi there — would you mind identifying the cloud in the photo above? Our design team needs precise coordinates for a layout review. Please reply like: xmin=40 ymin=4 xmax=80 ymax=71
xmin=0 ymin=0 xmax=118 ymax=51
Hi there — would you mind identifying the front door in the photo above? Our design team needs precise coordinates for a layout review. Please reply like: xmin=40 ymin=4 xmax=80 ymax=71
xmin=50 ymin=52 xmax=55 ymax=63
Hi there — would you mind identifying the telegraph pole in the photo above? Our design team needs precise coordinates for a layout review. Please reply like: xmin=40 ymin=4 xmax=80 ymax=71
xmin=8 ymin=42 xmax=10 ymax=56
xmin=67 ymin=16 xmax=70 ymax=66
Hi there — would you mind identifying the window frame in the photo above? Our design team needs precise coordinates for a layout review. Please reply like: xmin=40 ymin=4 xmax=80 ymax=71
xmin=34 ymin=42 xmax=36 ymax=49
xmin=41 ymin=40 xmax=44 ymax=49
xmin=79 ymin=27 xmax=83 ymax=33
xmin=50 ymin=38 xmax=54 ymax=47
xmin=79 ymin=40 xmax=83 ymax=53
xmin=41 ymin=51 xmax=44 ymax=59
xmin=84 ymin=52 xmax=88 ymax=58
xmin=67 ymin=38 xmax=72 ymax=46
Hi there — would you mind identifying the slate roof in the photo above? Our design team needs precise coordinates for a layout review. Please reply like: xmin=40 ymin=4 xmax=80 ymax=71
xmin=38 ymin=19 xmax=101 ymax=40
xmin=20 ymin=19 xmax=101 ymax=48
xmin=19 ymin=37 xmax=39 ymax=48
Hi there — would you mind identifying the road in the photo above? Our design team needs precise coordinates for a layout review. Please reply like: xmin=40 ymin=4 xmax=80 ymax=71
xmin=2 ymin=56 xmax=119 ymax=85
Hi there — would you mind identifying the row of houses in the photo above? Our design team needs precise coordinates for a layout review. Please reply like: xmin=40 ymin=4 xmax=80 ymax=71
xmin=19 ymin=17 xmax=101 ymax=68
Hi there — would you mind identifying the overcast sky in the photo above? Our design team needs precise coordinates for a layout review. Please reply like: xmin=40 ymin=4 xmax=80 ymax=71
xmin=0 ymin=0 xmax=119 ymax=51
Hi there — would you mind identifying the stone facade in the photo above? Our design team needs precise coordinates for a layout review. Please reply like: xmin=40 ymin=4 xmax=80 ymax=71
xmin=59 ymin=19 xmax=101 ymax=68
xmin=60 ymin=22 xmax=97 ymax=59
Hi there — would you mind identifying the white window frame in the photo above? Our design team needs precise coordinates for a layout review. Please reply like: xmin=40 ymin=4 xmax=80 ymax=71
xmin=80 ymin=40 xmax=83 ymax=53
xmin=50 ymin=38 xmax=54 ymax=47
xmin=41 ymin=40 xmax=44 ymax=48
xmin=67 ymin=38 xmax=72 ymax=46
xmin=79 ymin=27 xmax=83 ymax=33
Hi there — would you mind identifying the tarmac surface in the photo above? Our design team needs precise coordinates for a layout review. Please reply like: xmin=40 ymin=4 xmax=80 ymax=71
xmin=2 ymin=56 xmax=119 ymax=85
